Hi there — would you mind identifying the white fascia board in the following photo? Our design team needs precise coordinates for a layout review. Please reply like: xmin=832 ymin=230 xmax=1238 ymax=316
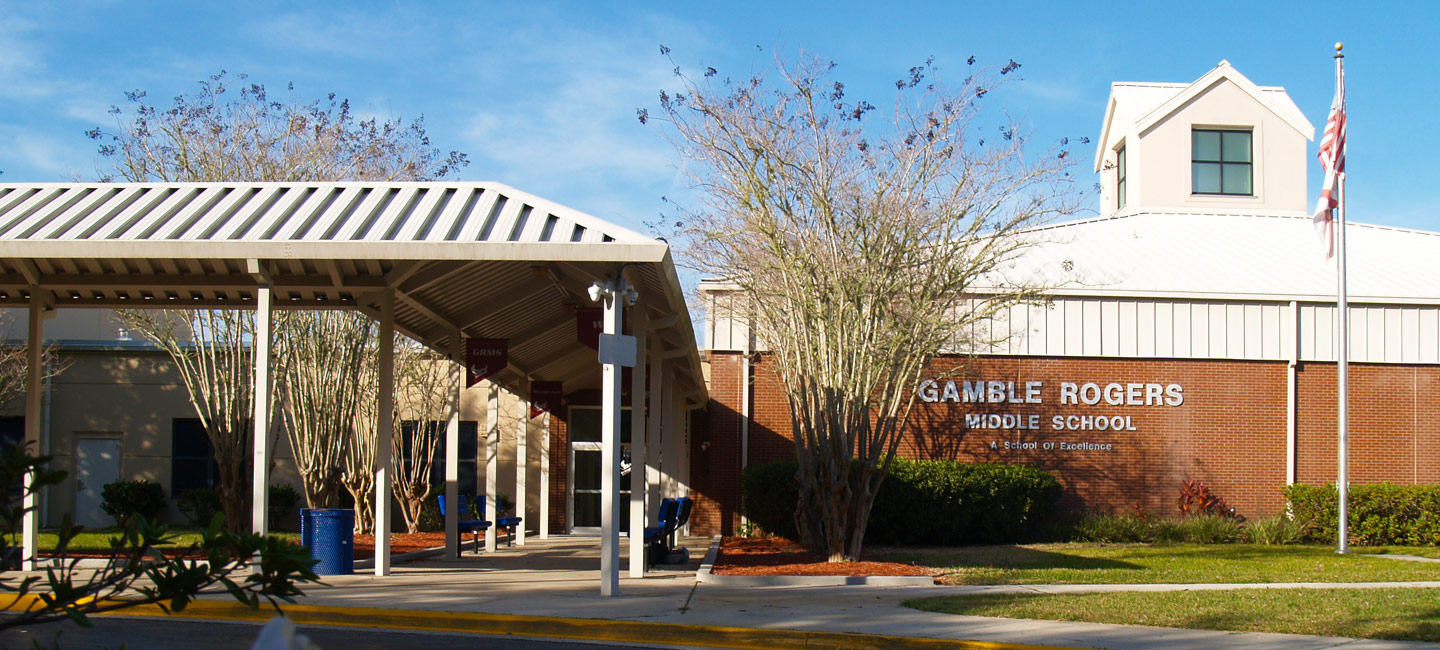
xmin=1093 ymin=93 xmax=1120 ymax=172
xmin=1134 ymin=62 xmax=1315 ymax=140
xmin=968 ymin=286 xmax=1440 ymax=306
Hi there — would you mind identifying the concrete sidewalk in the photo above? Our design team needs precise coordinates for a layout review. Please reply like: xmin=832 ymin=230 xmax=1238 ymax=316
xmin=215 ymin=535 xmax=1436 ymax=650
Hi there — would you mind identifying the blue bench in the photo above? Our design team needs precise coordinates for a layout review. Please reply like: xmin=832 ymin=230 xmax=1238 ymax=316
xmin=437 ymin=494 xmax=491 ymax=554
xmin=645 ymin=496 xmax=693 ymax=565
xmin=478 ymin=498 xmax=523 ymax=547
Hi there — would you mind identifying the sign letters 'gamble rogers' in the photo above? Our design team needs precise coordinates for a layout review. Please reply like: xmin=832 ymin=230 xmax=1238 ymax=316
xmin=916 ymin=379 xmax=1186 ymax=453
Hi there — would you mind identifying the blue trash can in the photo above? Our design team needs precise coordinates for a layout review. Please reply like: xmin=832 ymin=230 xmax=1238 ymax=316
xmin=302 ymin=508 xmax=354 ymax=575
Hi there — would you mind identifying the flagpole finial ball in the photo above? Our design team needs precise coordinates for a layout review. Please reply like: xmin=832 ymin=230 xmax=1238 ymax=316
xmin=1335 ymin=42 xmax=1343 ymax=52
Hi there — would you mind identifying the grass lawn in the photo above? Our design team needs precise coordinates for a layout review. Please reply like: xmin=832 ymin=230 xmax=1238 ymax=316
xmin=875 ymin=543 xmax=1440 ymax=585
xmin=904 ymin=588 xmax=1440 ymax=643
xmin=5 ymin=528 xmax=302 ymax=554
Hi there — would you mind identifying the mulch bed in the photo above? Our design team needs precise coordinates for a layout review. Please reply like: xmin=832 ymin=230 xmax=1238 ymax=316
xmin=710 ymin=536 xmax=932 ymax=577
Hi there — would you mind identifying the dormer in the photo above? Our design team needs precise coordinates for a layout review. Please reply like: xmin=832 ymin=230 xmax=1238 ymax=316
xmin=1094 ymin=61 xmax=1315 ymax=218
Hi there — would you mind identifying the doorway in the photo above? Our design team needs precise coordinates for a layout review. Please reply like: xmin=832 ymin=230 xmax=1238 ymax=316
xmin=567 ymin=406 xmax=631 ymax=533
xmin=76 ymin=436 xmax=121 ymax=527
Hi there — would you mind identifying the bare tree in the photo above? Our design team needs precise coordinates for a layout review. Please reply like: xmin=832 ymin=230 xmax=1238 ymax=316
xmin=113 ymin=309 xmax=280 ymax=533
xmin=276 ymin=311 xmax=372 ymax=509
xmin=648 ymin=52 xmax=1081 ymax=561
xmin=87 ymin=71 xmax=466 ymax=183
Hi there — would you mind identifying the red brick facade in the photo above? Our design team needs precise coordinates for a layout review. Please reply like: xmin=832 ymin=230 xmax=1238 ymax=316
xmin=691 ymin=352 xmax=1440 ymax=536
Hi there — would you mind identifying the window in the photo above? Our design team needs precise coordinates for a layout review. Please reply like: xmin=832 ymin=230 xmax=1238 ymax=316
xmin=171 ymin=418 xmax=219 ymax=495
xmin=425 ymin=420 xmax=479 ymax=498
xmin=1192 ymin=129 xmax=1251 ymax=195
xmin=1115 ymin=145 xmax=1127 ymax=210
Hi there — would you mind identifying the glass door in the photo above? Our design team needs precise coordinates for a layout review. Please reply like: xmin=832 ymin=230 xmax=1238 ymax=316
xmin=568 ymin=407 xmax=631 ymax=533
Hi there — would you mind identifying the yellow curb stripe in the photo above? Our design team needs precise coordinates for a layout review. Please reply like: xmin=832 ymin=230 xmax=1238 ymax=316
xmin=4 ymin=595 xmax=1079 ymax=650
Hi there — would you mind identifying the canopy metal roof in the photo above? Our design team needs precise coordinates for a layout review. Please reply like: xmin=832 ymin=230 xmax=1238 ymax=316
xmin=0 ymin=181 xmax=706 ymax=405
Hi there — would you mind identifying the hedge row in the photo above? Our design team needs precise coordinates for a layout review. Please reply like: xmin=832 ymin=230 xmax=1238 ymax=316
xmin=741 ymin=459 xmax=1062 ymax=546
xmin=1287 ymin=482 xmax=1440 ymax=546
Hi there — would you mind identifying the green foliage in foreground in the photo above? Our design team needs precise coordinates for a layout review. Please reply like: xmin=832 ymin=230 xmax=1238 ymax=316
xmin=904 ymin=588 xmax=1440 ymax=642
xmin=875 ymin=543 xmax=1440 ymax=585
xmin=1 ymin=444 xmax=320 ymax=632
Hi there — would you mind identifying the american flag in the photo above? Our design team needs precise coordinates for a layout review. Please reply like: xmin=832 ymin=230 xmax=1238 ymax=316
xmin=1313 ymin=64 xmax=1346 ymax=259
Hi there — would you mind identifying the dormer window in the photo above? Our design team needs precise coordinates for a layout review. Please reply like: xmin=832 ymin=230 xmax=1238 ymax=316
xmin=1115 ymin=145 xmax=1127 ymax=210
xmin=1192 ymin=129 xmax=1252 ymax=195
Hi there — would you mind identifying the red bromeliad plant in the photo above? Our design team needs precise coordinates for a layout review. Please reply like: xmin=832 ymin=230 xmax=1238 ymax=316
xmin=1177 ymin=479 xmax=1236 ymax=518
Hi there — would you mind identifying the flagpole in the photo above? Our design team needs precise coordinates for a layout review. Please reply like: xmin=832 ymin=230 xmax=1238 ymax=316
xmin=1333 ymin=43 xmax=1349 ymax=554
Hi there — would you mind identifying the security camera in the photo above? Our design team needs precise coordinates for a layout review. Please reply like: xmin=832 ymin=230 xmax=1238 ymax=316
xmin=623 ymin=287 xmax=639 ymax=306
xmin=587 ymin=282 xmax=606 ymax=302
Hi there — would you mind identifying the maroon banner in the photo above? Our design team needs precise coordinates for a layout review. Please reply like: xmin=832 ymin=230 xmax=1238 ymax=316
xmin=530 ymin=381 xmax=564 ymax=419
xmin=577 ymin=308 xmax=604 ymax=350
xmin=466 ymin=338 xmax=507 ymax=387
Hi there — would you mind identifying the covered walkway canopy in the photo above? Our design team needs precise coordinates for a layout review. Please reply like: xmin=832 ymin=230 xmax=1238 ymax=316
xmin=0 ymin=181 xmax=706 ymax=594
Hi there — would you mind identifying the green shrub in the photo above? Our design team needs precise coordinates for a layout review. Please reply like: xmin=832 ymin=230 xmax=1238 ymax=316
xmin=1287 ymin=483 xmax=1440 ymax=545
xmin=1245 ymin=512 xmax=1305 ymax=545
xmin=100 ymin=479 xmax=166 ymax=526
xmin=419 ymin=486 xmax=442 ymax=532
xmin=177 ymin=488 xmax=223 ymax=528
xmin=1071 ymin=513 xmax=1152 ymax=543
xmin=1175 ymin=514 xmax=1243 ymax=543
xmin=268 ymin=483 xmax=302 ymax=531
xmin=740 ymin=459 xmax=1062 ymax=546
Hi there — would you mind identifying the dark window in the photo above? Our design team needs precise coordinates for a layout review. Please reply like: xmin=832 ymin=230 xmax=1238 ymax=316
xmin=0 ymin=417 xmax=22 ymax=453
xmin=427 ymin=420 xmax=479 ymax=498
xmin=1192 ymin=129 xmax=1252 ymax=195
xmin=171 ymin=418 xmax=219 ymax=494
xmin=1115 ymin=145 xmax=1127 ymax=210
xmin=568 ymin=407 xmax=631 ymax=444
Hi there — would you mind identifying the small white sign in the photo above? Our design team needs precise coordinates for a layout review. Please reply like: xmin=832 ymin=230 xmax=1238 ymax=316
xmin=597 ymin=333 xmax=637 ymax=367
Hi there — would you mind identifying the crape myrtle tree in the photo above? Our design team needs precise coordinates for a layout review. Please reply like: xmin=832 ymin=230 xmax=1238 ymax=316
xmin=94 ymin=71 xmax=468 ymax=533
xmin=390 ymin=341 xmax=455 ymax=533
xmin=276 ymin=311 xmax=373 ymax=510
xmin=644 ymin=50 xmax=1081 ymax=561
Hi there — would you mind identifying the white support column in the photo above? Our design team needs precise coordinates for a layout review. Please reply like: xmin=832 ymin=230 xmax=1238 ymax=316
xmin=21 ymin=294 xmax=44 ymax=571
xmin=374 ymin=291 xmax=395 ymax=576
xmin=661 ymin=367 xmax=680 ymax=500
xmin=646 ymin=337 xmax=662 ymax=519
xmin=485 ymin=383 xmax=499 ymax=552
xmin=628 ymin=312 xmax=647 ymax=578
xmin=251 ymin=285 xmax=273 ymax=538
xmin=515 ymin=375 xmax=529 ymax=546
xmin=539 ymin=411 xmax=550 ymax=539
xmin=445 ymin=329 xmax=462 ymax=560
xmin=599 ymin=278 xmax=625 ymax=597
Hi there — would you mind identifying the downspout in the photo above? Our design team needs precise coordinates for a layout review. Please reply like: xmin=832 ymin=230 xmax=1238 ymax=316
xmin=1286 ymin=300 xmax=1299 ymax=487
xmin=739 ymin=322 xmax=754 ymax=529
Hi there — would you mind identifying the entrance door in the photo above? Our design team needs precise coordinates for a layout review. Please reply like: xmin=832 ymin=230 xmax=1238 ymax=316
xmin=568 ymin=407 xmax=631 ymax=533
xmin=76 ymin=437 xmax=121 ymax=527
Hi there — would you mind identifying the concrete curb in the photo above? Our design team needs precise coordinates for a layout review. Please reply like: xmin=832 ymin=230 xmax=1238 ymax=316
xmin=695 ymin=535 xmax=938 ymax=587
xmin=1 ymin=595 xmax=1075 ymax=650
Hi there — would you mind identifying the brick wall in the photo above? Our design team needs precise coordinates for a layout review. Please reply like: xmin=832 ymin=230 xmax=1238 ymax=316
xmin=693 ymin=353 xmax=1440 ymax=536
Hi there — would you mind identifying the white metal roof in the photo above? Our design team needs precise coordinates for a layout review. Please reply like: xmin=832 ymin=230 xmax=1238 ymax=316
xmin=991 ymin=211 xmax=1440 ymax=305
xmin=0 ymin=181 xmax=707 ymax=405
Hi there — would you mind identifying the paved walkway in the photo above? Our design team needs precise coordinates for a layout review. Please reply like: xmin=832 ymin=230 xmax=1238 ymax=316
xmin=17 ymin=535 xmax=1440 ymax=649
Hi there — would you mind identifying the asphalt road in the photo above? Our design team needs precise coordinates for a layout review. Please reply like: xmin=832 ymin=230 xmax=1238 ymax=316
xmin=1 ymin=617 xmax=704 ymax=650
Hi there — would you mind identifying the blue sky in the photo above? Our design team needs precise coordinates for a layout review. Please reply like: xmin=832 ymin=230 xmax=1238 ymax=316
xmin=1 ymin=0 xmax=1434 ymax=236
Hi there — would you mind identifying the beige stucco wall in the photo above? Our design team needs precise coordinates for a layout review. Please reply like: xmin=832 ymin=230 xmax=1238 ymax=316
xmin=1098 ymin=78 xmax=1309 ymax=218
xmin=23 ymin=345 xmax=547 ymax=533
